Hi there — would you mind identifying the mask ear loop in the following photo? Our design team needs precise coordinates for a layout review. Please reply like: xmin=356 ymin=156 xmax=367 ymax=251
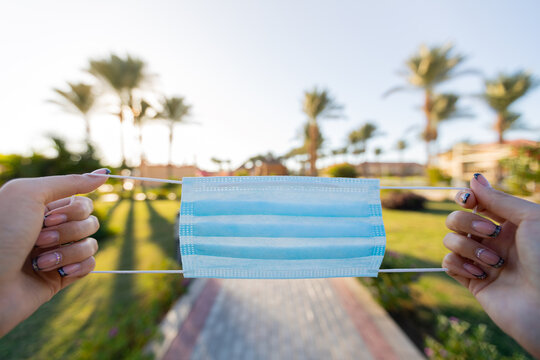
xmin=86 ymin=173 xmax=467 ymax=275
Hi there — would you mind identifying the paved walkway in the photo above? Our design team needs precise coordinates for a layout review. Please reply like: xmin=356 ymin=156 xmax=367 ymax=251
xmin=152 ymin=278 xmax=424 ymax=360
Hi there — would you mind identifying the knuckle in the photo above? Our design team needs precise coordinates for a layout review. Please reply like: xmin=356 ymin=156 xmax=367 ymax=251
xmin=89 ymin=215 xmax=100 ymax=231
xmin=88 ymin=238 xmax=98 ymax=254
xmin=80 ymin=196 xmax=94 ymax=213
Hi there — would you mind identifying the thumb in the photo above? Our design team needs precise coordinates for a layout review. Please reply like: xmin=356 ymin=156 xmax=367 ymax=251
xmin=32 ymin=169 xmax=110 ymax=204
xmin=471 ymin=173 xmax=537 ymax=225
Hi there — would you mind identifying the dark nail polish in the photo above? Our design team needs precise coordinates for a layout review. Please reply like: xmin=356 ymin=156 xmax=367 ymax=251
xmin=473 ymin=173 xmax=490 ymax=187
xmin=475 ymin=272 xmax=488 ymax=280
xmin=461 ymin=193 xmax=470 ymax=204
xmin=474 ymin=173 xmax=481 ymax=180
xmin=492 ymin=258 xmax=505 ymax=269
xmin=489 ymin=225 xmax=502 ymax=238
xmin=105 ymin=169 xmax=111 ymax=175
xmin=58 ymin=267 xmax=67 ymax=277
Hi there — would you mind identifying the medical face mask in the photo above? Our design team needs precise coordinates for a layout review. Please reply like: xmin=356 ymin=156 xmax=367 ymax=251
xmin=178 ymin=176 xmax=386 ymax=279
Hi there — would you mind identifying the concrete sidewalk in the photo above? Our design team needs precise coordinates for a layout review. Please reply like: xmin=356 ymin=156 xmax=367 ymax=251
xmin=147 ymin=278 xmax=424 ymax=360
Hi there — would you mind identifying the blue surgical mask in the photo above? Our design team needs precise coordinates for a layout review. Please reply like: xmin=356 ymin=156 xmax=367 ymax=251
xmin=179 ymin=176 xmax=385 ymax=279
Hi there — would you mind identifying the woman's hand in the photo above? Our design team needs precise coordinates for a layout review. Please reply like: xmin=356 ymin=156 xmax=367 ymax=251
xmin=442 ymin=173 xmax=540 ymax=358
xmin=0 ymin=170 xmax=109 ymax=337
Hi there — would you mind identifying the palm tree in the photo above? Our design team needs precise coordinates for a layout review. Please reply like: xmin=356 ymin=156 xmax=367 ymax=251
xmin=348 ymin=122 xmax=378 ymax=174
xmin=385 ymin=44 xmax=469 ymax=166
xmin=396 ymin=139 xmax=407 ymax=178
xmin=302 ymin=87 xmax=343 ymax=176
xmin=157 ymin=96 xmax=191 ymax=178
xmin=89 ymin=54 xmax=150 ymax=167
xmin=374 ymin=147 xmax=383 ymax=177
xmin=424 ymin=93 xmax=470 ymax=162
xmin=132 ymin=99 xmax=154 ymax=168
xmin=481 ymin=71 xmax=536 ymax=144
xmin=50 ymin=82 xmax=96 ymax=143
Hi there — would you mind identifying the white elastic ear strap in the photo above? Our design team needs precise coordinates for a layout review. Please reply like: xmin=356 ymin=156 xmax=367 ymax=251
xmin=88 ymin=173 xmax=462 ymax=275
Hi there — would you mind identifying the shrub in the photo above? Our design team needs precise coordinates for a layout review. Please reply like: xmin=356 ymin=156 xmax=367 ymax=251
xmin=381 ymin=191 xmax=426 ymax=210
xmin=360 ymin=250 xmax=419 ymax=312
xmin=427 ymin=167 xmax=452 ymax=186
xmin=424 ymin=315 xmax=527 ymax=360
xmin=326 ymin=163 xmax=357 ymax=178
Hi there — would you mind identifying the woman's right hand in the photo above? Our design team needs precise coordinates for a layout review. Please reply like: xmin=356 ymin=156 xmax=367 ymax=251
xmin=442 ymin=173 xmax=540 ymax=358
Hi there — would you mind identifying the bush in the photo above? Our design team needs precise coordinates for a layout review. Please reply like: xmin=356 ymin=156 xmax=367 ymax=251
xmin=360 ymin=250 xmax=419 ymax=312
xmin=424 ymin=315 xmax=527 ymax=360
xmin=381 ymin=191 xmax=426 ymax=210
xmin=326 ymin=163 xmax=357 ymax=178
xmin=427 ymin=167 xmax=451 ymax=186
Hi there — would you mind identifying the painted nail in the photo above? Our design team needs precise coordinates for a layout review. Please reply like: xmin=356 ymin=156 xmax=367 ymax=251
xmin=91 ymin=168 xmax=111 ymax=175
xmin=473 ymin=173 xmax=490 ymax=187
xmin=58 ymin=263 xmax=81 ymax=277
xmin=475 ymin=248 xmax=504 ymax=268
xmin=36 ymin=231 xmax=59 ymax=247
xmin=34 ymin=252 xmax=62 ymax=270
xmin=460 ymin=192 xmax=471 ymax=204
xmin=43 ymin=214 xmax=67 ymax=227
xmin=489 ymin=225 xmax=502 ymax=238
xmin=463 ymin=263 xmax=487 ymax=279
xmin=471 ymin=221 xmax=498 ymax=237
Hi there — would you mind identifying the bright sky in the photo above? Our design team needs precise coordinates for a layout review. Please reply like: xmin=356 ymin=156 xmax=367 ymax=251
xmin=0 ymin=0 xmax=539 ymax=171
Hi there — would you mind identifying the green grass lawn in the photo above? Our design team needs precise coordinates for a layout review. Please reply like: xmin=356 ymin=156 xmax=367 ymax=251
xmin=0 ymin=199 xmax=186 ymax=360
xmin=381 ymin=201 xmax=531 ymax=358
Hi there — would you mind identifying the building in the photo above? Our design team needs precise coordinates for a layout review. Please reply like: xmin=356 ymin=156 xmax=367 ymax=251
xmin=235 ymin=160 xmax=288 ymax=176
xmin=354 ymin=162 xmax=425 ymax=177
xmin=136 ymin=164 xmax=200 ymax=185
xmin=436 ymin=139 xmax=539 ymax=185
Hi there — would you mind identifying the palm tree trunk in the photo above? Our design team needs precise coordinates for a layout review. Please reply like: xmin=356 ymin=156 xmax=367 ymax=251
xmin=119 ymin=109 xmax=127 ymax=168
xmin=423 ymin=90 xmax=433 ymax=167
xmin=168 ymin=124 xmax=174 ymax=179
xmin=496 ymin=112 xmax=504 ymax=144
xmin=308 ymin=121 xmax=318 ymax=176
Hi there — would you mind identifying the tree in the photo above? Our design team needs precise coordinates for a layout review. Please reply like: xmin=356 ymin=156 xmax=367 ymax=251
xmin=156 ymin=96 xmax=192 ymax=178
xmin=386 ymin=44 xmax=469 ymax=166
xmin=348 ymin=122 xmax=378 ymax=174
xmin=423 ymin=93 xmax=470 ymax=160
xmin=481 ymin=71 xmax=537 ymax=144
xmin=132 ymin=99 xmax=154 ymax=168
xmin=302 ymin=87 xmax=343 ymax=176
xmin=50 ymin=82 xmax=96 ymax=143
xmin=396 ymin=139 xmax=407 ymax=177
xmin=89 ymin=54 xmax=150 ymax=167
xmin=374 ymin=147 xmax=383 ymax=177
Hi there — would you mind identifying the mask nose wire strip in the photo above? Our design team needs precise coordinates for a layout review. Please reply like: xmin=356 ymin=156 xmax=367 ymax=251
xmin=86 ymin=173 xmax=469 ymax=191
xmin=86 ymin=173 xmax=458 ymax=274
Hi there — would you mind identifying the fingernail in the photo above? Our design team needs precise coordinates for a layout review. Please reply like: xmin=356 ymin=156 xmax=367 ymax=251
xmin=463 ymin=263 xmax=487 ymax=279
xmin=35 ymin=252 xmax=62 ymax=270
xmin=475 ymin=248 xmax=504 ymax=268
xmin=459 ymin=192 xmax=470 ymax=204
xmin=36 ymin=231 xmax=59 ymax=247
xmin=473 ymin=173 xmax=490 ymax=187
xmin=471 ymin=221 xmax=498 ymax=236
xmin=58 ymin=263 xmax=81 ymax=277
xmin=91 ymin=168 xmax=111 ymax=175
xmin=43 ymin=214 xmax=67 ymax=227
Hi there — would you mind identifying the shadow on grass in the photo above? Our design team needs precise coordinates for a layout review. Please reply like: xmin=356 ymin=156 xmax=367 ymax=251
xmin=143 ymin=199 xmax=177 ymax=258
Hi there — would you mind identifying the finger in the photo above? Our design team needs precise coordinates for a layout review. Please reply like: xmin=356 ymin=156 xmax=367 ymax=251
xmin=442 ymin=253 xmax=471 ymax=287
xmin=32 ymin=238 xmax=98 ymax=271
xmin=32 ymin=168 xmax=110 ymax=204
xmin=36 ymin=216 xmax=99 ymax=247
xmin=443 ymin=232 xmax=505 ymax=268
xmin=58 ymin=257 xmax=96 ymax=288
xmin=471 ymin=173 xmax=539 ymax=225
xmin=43 ymin=196 xmax=94 ymax=227
xmin=442 ymin=252 xmax=487 ymax=281
xmin=454 ymin=190 xmax=505 ymax=223
xmin=446 ymin=211 xmax=502 ymax=239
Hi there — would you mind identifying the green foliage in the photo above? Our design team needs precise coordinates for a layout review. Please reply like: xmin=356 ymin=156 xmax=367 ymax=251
xmin=361 ymin=251 xmax=419 ymax=311
xmin=0 ymin=137 xmax=106 ymax=185
xmin=501 ymin=145 xmax=540 ymax=195
xmin=51 ymin=82 xmax=96 ymax=116
xmin=325 ymin=163 xmax=357 ymax=178
xmin=427 ymin=167 xmax=452 ymax=186
xmin=424 ymin=315 xmax=527 ymax=360
xmin=302 ymin=87 xmax=343 ymax=121
xmin=381 ymin=191 xmax=426 ymax=210
xmin=234 ymin=169 xmax=250 ymax=176
xmin=483 ymin=71 xmax=537 ymax=114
